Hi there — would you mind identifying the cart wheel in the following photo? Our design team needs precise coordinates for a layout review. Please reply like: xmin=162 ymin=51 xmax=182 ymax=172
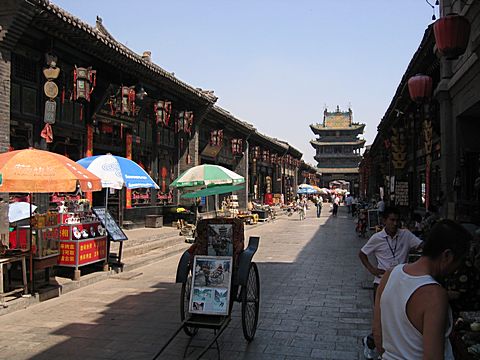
xmin=180 ymin=275 xmax=198 ymax=337
xmin=241 ymin=262 xmax=260 ymax=342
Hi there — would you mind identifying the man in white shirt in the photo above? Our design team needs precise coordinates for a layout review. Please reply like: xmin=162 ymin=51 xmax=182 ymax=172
xmin=345 ymin=194 xmax=353 ymax=214
xmin=358 ymin=206 xmax=422 ymax=359
xmin=376 ymin=198 xmax=385 ymax=214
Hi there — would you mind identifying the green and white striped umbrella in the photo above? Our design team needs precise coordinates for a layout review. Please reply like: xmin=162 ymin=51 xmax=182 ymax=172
xmin=170 ymin=164 xmax=245 ymax=189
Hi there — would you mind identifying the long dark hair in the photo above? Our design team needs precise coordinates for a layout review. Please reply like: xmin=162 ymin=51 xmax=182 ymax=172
xmin=422 ymin=219 xmax=472 ymax=260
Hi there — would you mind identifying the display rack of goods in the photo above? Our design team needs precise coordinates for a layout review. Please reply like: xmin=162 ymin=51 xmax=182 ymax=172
xmin=32 ymin=213 xmax=60 ymax=259
xmin=228 ymin=195 xmax=239 ymax=217
xmin=57 ymin=212 xmax=107 ymax=268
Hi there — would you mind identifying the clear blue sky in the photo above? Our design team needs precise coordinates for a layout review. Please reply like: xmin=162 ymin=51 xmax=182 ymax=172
xmin=53 ymin=0 xmax=435 ymax=164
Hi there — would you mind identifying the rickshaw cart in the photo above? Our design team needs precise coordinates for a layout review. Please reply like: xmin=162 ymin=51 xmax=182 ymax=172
xmin=154 ymin=218 xmax=260 ymax=359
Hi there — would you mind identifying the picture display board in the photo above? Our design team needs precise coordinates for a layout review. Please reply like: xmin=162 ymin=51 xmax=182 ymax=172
xmin=92 ymin=207 xmax=128 ymax=242
xmin=207 ymin=223 xmax=233 ymax=256
xmin=190 ymin=255 xmax=232 ymax=315
xmin=368 ymin=209 xmax=380 ymax=230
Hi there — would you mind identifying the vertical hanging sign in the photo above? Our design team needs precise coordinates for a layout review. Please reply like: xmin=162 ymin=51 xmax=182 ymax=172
xmin=86 ymin=124 xmax=94 ymax=157
xmin=85 ymin=123 xmax=94 ymax=203
xmin=126 ymin=133 xmax=133 ymax=209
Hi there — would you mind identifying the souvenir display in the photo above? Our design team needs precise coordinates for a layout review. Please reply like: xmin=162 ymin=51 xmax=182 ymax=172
xmin=32 ymin=212 xmax=60 ymax=259
xmin=57 ymin=199 xmax=107 ymax=269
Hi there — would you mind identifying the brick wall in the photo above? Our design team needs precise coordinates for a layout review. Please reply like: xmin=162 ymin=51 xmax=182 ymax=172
xmin=0 ymin=50 xmax=10 ymax=153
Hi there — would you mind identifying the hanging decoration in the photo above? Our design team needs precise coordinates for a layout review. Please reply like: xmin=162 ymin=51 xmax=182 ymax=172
xmin=41 ymin=53 xmax=61 ymax=143
xmin=262 ymin=149 xmax=270 ymax=163
xmin=433 ymin=14 xmax=471 ymax=59
xmin=118 ymin=86 xmax=136 ymax=116
xmin=271 ymin=153 xmax=278 ymax=165
xmin=423 ymin=119 xmax=433 ymax=208
xmin=176 ymin=111 xmax=193 ymax=134
xmin=391 ymin=128 xmax=407 ymax=170
xmin=73 ymin=66 xmax=96 ymax=102
xmin=408 ymin=74 xmax=433 ymax=103
xmin=231 ymin=138 xmax=243 ymax=155
xmin=210 ymin=130 xmax=224 ymax=147
xmin=105 ymin=85 xmax=137 ymax=117
xmin=161 ymin=166 xmax=168 ymax=193
xmin=252 ymin=146 xmax=260 ymax=159
xmin=154 ymin=100 xmax=172 ymax=126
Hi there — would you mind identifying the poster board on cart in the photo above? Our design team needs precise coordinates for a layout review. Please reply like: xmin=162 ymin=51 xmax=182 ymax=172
xmin=190 ymin=255 xmax=232 ymax=316
xmin=368 ymin=209 xmax=380 ymax=230
xmin=92 ymin=207 xmax=128 ymax=242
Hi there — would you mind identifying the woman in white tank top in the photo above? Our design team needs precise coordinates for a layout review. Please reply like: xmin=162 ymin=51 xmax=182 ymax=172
xmin=373 ymin=219 xmax=472 ymax=360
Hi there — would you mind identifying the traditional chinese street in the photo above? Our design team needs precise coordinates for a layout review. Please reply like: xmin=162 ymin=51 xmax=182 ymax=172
xmin=0 ymin=206 xmax=373 ymax=360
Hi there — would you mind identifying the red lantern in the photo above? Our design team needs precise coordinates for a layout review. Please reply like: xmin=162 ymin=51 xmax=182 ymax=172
xmin=434 ymin=14 xmax=471 ymax=59
xmin=407 ymin=74 xmax=433 ymax=103
xmin=231 ymin=138 xmax=243 ymax=155
xmin=210 ymin=130 xmax=223 ymax=146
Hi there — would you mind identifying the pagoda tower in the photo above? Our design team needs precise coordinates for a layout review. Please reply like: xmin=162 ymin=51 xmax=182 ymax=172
xmin=310 ymin=106 xmax=365 ymax=192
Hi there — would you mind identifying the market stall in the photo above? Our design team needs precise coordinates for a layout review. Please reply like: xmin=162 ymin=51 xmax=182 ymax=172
xmin=77 ymin=154 xmax=158 ymax=264
xmin=0 ymin=148 xmax=102 ymax=294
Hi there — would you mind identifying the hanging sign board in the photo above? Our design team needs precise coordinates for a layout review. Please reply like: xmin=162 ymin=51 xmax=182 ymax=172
xmin=395 ymin=181 xmax=409 ymax=206
xmin=44 ymin=100 xmax=57 ymax=124
xmin=92 ymin=207 xmax=128 ymax=242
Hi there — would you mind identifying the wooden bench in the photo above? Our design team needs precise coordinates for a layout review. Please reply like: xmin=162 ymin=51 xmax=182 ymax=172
xmin=0 ymin=254 xmax=28 ymax=304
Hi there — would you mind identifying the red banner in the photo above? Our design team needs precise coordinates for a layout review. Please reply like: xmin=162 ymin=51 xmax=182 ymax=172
xmin=126 ymin=133 xmax=132 ymax=209
xmin=78 ymin=238 xmax=107 ymax=265
xmin=59 ymin=241 xmax=76 ymax=265
xmin=58 ymin=237 xmax=107 ymax=266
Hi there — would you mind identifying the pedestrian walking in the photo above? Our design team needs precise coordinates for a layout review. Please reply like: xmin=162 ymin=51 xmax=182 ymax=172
xmin=358 ymin=206 xmax=423 ymax=359
xmin=345 ymin=193 xmax=353 ymax=214
xmin=373 ymin=219 xmax=472 ymax=359
xmin=352 ymin=195 xmax=358 ymax=218
xmin=332 ymin=196 xmax=339 ymax=217
xmin=315 ymin=195 xmax=323 ymax=218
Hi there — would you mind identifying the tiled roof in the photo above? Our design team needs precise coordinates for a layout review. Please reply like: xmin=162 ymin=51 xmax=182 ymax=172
xmin=310 ymin=139 xmax=366 ymax=147
xmin=211 ymin=106 xmax=255 ymax=131
xmin=310 ymin=123 xmax=365 ymax=132
xmin=32 ymin=0 xmax=216 ymax=103
xmin=316 ymin=168 xmax=359 ymax=174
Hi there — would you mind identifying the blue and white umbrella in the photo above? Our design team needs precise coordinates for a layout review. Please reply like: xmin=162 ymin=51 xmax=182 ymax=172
xmin=297 ymin=184 xmax=317 ymax=195
xmin=77 ymin=154 xmax=159 ymax=190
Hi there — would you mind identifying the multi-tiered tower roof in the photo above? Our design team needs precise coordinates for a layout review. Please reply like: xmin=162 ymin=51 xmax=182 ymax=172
xmin=310 ymin=106 xmax=365 ymax=188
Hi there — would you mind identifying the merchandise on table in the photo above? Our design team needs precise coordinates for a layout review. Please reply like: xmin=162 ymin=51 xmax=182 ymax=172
xmin=32 ymin=212 xmax=60 ymax=259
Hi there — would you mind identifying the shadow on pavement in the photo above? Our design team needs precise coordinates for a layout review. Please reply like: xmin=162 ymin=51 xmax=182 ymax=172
xmin=24 ymin=206 xmax=371 ymax=360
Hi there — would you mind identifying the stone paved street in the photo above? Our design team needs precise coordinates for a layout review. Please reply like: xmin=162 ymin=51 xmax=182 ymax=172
xmin=0 ymin=205 xmax=373 ymax=360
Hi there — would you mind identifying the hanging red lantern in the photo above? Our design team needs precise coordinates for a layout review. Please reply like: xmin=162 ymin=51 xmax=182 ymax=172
xmin=433 ymin=14 xmax=471 ymax=59
xmin=231 ymin=138 xmax=243 ymax=155
xmin=407 ymin=74 xmax=433 ymax=103
xmin=210 ymin=130 xmax=223 ymax=146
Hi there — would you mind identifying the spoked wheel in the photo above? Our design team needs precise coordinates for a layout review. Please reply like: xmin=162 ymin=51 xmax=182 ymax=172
xmin=241 ymin=262 xmax=260 ymax=342
xmin=180 ymin=275 xmax=198 ymax=337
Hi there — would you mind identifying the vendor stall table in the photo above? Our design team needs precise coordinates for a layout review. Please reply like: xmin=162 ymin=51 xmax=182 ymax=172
xmin=57 ymin=213 xmax=107 ymax=280
xmin=0 ymin=254 xmax=28 ymax=304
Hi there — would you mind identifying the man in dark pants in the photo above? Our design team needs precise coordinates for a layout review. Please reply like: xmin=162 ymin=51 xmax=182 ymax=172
xmin=315 ymin=196 xmax=322 ymax=218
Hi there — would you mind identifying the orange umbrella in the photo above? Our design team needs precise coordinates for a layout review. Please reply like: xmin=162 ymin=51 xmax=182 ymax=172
xmin=0 ymin=148 xmax=102 ymax=193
